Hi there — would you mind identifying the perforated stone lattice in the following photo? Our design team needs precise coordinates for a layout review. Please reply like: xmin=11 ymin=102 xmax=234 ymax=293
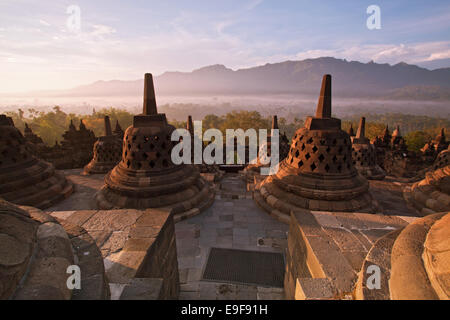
xmin=256 ymin=137 xmax=290 ymax=164
xmin=433 ymin=149 xmax=450 ymax=170
xmin=0 ymin=125 xmax=33 ymax=167
xmin=286 ymin=128 xmax=353 ymax=174
xmin=352 ymin=145 xmax=377 ymax=167
xmin=122 ymin=129 xmax=175 ymax=170
xmin=93 ymin=140 xmax=122 ymax=163
xmin=202 ymin=248 xmax=285 ymax=287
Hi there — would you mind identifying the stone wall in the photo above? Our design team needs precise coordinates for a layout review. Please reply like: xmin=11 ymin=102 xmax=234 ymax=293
xmin=130 ymin=211 xmax=180 ymax=299
xmin=50 ymin=208 xmax=179 ymax=300
xmin=285 ymin=212 xmax=312 ymax=299
xmin=284 ymin=210 xmax=410 ymax=300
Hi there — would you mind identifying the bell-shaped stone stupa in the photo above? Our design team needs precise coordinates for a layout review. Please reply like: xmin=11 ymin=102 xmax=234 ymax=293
xmin=404 ymin=145 xmax=450 ymax=215
xmin=113 ymin=120 xmax=124 ymax=140
xmin=242 ymin=115 xmax=290 ymax=184
xmin=0 ymin=115 xmax=73 ymax=209
xmin=351 ymin=117 xmax=386 ymax=180
xmin=254 ymin=75 xmax=375 ymax=223
xmin=83 ymin=116 xmax=122 ymax=175
xmin=0 ymin=199 xmax=109 ymax=300
xmin=186 ymin=115 xmax=224 ymax=182
xmin=96 ymin=74 xmax=215 ymax=221
xmin=348 ymin=124 xmax=355 ymax=137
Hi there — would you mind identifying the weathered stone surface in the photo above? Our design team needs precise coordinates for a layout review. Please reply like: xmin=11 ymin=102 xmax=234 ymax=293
xmin=242 ymin=115 xmax=290 ymax=185
xmin=351 ymin=117 xmax=386 ymax=180
xmin=404 ymin=164 xmax=450 ymax=214
xmin=254 ymin=75 xmax=375 ymax=223
xmin=355 ymin=229 xmax=402 ymax=300
xmin=95 ymin=74 xmax=214 ymax=221
xmin=120 ymin=278 xmax=163 ymax=300
xmin=423 ymin=213 xmax=450 ymax=299
xmin=40 ymin=119 xmax=96 ymax=170
xmin=105 ymin=251 xmax=148 ymax=284
xmin=0 ymin=205 xmax=111 ymax=300
xmin=72 ymin=274 xmax=109 ymax=300
xmin=0 ymin=234 xmax=30 ymax=266
xmin=177 ymin=174 xmax=289 ymax=300
xmin=37 ymin=222 xmax=69 ymax=240
xmin=67 ymin=208 xmax=179 ymax=299
xmin=14 ymin=285 xmax=68 ymax=300
xmin=286 ymin=206 xmax=411 ymax=300
xmin=295 ymin=278 xmax=336 ymax=300
xmin=389 ymin=212 xmax=446 ymax=300
xmin=83 ymin=116 xmax=122 ymax=175
xmin=17 ymin=257 xmax=73 ymax=300
xmin=0 ymin=115 xmax=74 ymax=209
xmin=0 ymin=200 xmax=37 ymax=300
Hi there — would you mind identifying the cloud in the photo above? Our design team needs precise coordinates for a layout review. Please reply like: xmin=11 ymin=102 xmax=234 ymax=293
xmin=39 ymin=19 xmax=51 ymax=27
xmin=90 ymin=24 xmax=116 ymax=36
xmin=424 ymin=49 xmax=450 ymax=61
xmin=245 ymin=0 xmax=263 ymax=11
xmin=1 ymin=0 xmax=449 ymax=93
xmin=293 ymin=41 xmax=450 ymax=66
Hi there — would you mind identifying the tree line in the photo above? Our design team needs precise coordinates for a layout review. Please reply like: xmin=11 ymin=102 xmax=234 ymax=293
xmin=4 ymin=107 xmax=448 ymax=152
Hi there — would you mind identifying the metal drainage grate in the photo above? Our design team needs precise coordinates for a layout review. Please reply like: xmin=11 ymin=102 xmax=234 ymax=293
xmin=202 ymin=248 xmax=285 ymax=287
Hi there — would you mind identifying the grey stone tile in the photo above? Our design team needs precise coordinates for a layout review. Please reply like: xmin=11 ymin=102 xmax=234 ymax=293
xmin=257 ymin=292 xmax=285 ymax=300
xmin=179 ymin=268 xmax=189 ymax=284
xmin=178 ymin=257 xmax=195 ymax=269
xmin=187 ymin=268 xmax=203 ymax=282
xmin=233 ymin=228 xmax=249 ymax=237
xmin=179 ymin=291 xmax=200 ymax=300
xmin=217 ymin=228 xmax=233 ymax=236
xmin=216 ymin=221 xmax=233 ymax=228
xmin=233 ymin=235 xmax=250 ymax=246
xmin=180 ymin=282 xmax=199 ymax=292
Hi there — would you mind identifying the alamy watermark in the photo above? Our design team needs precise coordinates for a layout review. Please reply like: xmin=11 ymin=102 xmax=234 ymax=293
xmin=66 ymin=5 xmax=81 ymax=33
xmin=366 ymin=5 xmax=381 ymax=30
xmin=66 ymin=265 xmax=81 ymax=290
xmin=171 ymin=120 xmax=280 ymax=175
xmin=366 ymin=264 xmax=381 ymax=290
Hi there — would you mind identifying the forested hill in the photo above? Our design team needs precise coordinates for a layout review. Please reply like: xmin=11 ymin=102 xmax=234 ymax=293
xmin=21 ymin=57 xmax=450 ymax=100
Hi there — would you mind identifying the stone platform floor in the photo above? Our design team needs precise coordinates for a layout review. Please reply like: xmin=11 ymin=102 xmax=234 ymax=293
xmin=46 ymin=169 xmax=104 ymax=211
xmin=45 ymin=169 xmax=287 ymax=299
xmin=176 ymin=174 xmax=287 ymax=300
xmin=368 ymin=177 xmax=419 ymax=217
xmin=43 ymin=169 xmax=421 ymax=300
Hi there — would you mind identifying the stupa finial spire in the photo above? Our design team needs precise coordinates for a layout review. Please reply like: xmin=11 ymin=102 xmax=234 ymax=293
xmin=356 ymin=117 xmax=366 ymax=139
xmin=315 ymin=74 xmax=332 ymax=118
xmin=187 ymin=115 xmax=194 ymax=135
xmin=104 ymin=116 xmax=112 ymax=136
xmin=393 ymin=125 xmax=401 ymax=137
xmin=143 ymin=73 xmax=157 ymax=115
xmin=272 ymin=115 xmax=278 ymax=130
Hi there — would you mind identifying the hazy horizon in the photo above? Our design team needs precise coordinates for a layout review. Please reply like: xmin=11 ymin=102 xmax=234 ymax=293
xmin=2 ymin=93 xmax=448 ymax=122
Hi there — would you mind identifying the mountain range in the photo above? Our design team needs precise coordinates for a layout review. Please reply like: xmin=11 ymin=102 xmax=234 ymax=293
xmin=17 ymin=57 xmax=450 ymax=100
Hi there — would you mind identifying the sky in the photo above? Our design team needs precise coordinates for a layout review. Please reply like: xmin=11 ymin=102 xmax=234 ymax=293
xmin=0 ymin=0 xmax=449 ymax=93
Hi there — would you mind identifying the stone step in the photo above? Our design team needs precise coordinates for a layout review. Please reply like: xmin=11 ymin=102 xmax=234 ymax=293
xmin=13 ymin=177 xmax=73 ymax=209
xmin=0 ymin=161 xmax=54 ymax=193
